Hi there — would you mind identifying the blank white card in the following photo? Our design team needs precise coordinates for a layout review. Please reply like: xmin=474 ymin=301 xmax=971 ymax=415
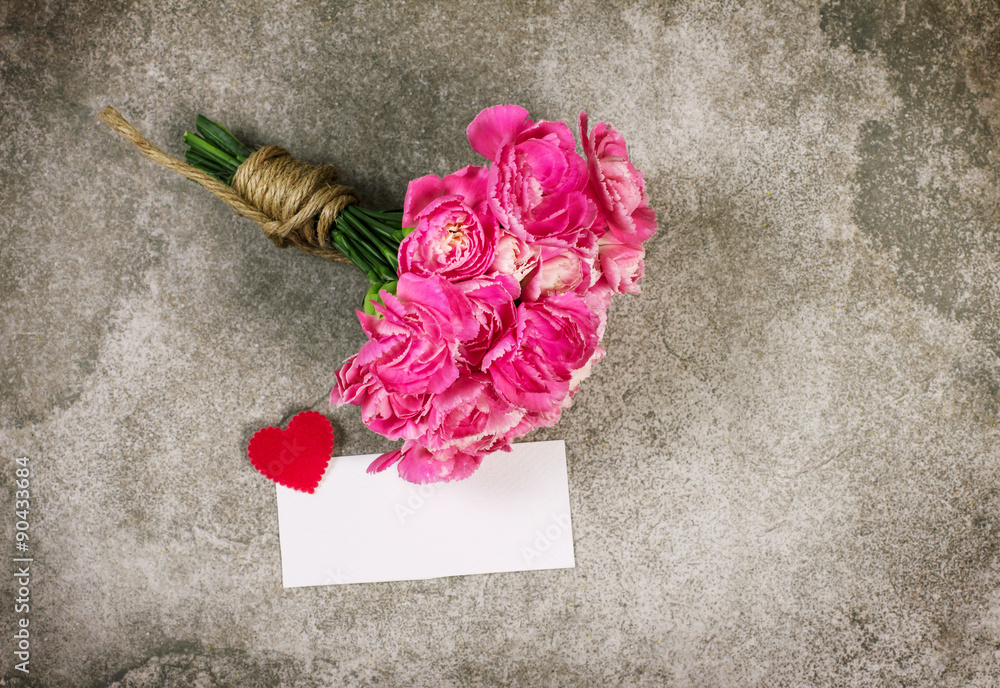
xmin=275 ymin=440 xmax=575 ymax=587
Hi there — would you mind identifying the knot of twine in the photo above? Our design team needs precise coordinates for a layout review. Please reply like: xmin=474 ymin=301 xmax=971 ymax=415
xmin=231 ymin=146 xmax=359 ymax=261
xmin=98 ymin=106 xmax=357 ymax=264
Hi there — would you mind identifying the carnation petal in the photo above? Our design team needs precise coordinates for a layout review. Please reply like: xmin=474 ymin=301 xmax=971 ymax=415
xmin=579 ymin=111 xmax=595 ymax=160
xmin=368 ymin=448 xmax=403 ymax=474
xmin=396 ymin=442 xmax=484 ymax=484
xmin=467 ymin=104 xmax=531 ymax=160
xmin=403 ymin=174 xmax=444 ymax=227
xmin=441 ymin=165 xmax=491 ymax=209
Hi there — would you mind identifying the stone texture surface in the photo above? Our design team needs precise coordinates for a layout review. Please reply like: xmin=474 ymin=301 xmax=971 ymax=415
xmin=2 ymin=0 xmax=999 ymax=686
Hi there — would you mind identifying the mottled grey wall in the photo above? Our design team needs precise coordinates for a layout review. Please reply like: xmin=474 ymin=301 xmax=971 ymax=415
xmin=1 ymin=1 xmax=998 ymax=686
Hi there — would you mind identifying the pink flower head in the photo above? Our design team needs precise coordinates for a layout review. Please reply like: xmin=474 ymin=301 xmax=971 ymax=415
xmin=485 ymin=294 xmax=600 ymax=413
xmin=334 ymin=273 xmax=476 ymax=401
xmin=596 ymin=233 xmax=645 ymax=295
xmin=490 ymin=230 xmax=539 ymax=281
xmin=330 ymin=354 xmax=435 ymax=441
xmin=520 ymin=231 xmax=599 ymax=301
xmin=399 ymin=166 xmax=498 ymax=281
xmin=456 ymin=274 xmax=520 ymax=369
xmin=419 ymin=373 xmax=523 ymax=453
xmin=368 ymin=441 xmax=485 ymax=484
xmin=467 ymin=105 xmax=596 ymax=246
xmin=580 ymin=112 xmax=657 ymax=243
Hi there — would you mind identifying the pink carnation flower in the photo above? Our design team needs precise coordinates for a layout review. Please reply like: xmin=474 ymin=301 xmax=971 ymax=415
xmin=596 ymin=233 xmax=645 ymax=295
xmin=484 ymin=293 xmax=600 ymax=413
xmin=358 ymin=274 xmax=476 ymax=397
xmin=456 ymin=274 xmax=520 ymax=370
xmin=331 ymin=353 xmax=434 ymax=441
xmin=368 ymin=442 xmax=485 ymax=484
xmin=489 ymin=230 xmax=538 ymax=282
xmin=418 ymin=373 xmax=523 ymax=453
xmin=330 ymin=273 xmax=476 ymax=411
xmin=580 ymin=112 xmax=657 ymax=243
xmin=369 ymin=421 xmax=517 ymax=484
xmin=399 ymin=166 xmax=498 ymax=281
xmin=467 ymin=105 xmax=596 ymax=247
xmin=520 ymin=232 xmax=599 ymax=301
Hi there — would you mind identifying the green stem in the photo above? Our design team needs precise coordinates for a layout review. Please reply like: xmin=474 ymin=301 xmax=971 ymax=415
xmin=196 ymin=115 xmax=251 ymax=161
xmin=337 ymin=219 xmax=395 ymax=282
xmin=332 ymin=232 xmax=375 ymax=276
xmin=339 ymin=209 xmax=398 ymax=259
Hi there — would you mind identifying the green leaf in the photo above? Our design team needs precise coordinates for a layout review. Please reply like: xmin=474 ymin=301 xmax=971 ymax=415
xmin=363 ymin=282 xmax=381 ymax=315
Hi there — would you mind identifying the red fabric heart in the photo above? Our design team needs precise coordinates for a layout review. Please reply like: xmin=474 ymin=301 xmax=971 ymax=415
xmin=248 ymin=411 xmax=334 ymax=493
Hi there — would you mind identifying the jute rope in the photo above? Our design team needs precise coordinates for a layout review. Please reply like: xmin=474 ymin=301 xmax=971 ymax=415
xmin=98 ymin=106 xmax=357 ymax=263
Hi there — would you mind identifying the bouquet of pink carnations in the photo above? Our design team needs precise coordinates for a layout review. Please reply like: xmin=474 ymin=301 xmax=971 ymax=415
xmin=332 ymin=105 xmax=656 ymax=483
xmin=99 ymin=104 xmax=656 ymax=485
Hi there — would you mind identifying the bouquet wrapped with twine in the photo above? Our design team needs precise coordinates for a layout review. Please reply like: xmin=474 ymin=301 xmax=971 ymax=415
xmin=100 ymin=104 xmax=656 ymax=484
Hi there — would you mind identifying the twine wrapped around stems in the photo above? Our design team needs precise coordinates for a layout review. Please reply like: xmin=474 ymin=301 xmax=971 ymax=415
xmin=98 ymin=106 xmax=358 ymax=264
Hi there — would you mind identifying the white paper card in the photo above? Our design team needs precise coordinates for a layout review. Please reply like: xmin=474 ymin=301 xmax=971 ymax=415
xmin=275 ymin=440 xmax=575 ymax=587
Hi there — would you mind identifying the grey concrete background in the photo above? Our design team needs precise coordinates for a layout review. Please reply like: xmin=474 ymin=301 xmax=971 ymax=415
xmin=1 ymin=0 xmax=999 ymax=685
